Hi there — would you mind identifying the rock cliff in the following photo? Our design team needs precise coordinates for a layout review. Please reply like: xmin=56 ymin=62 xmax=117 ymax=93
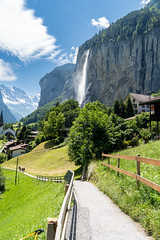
xmin=39 ymin=64 xmax=75 ymax=107
xmin=39 ymin=0 xmax=160 ymax=108
xmin=74 ymin=28 xmax=160 ymax=106
xmin=39 ymin=28 xmax=160 ymax=107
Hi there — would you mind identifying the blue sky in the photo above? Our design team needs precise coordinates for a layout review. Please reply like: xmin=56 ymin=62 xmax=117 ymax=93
xmin=0 ymin=0 xmax=151 ymax=96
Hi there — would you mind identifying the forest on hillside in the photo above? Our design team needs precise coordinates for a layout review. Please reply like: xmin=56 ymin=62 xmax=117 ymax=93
xmin=80 ymin=0 xmax=160 ymax=52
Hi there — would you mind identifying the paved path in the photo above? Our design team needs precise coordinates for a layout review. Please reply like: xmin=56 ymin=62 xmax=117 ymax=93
xmin=66 ymin=181 xmax=153 ymax=240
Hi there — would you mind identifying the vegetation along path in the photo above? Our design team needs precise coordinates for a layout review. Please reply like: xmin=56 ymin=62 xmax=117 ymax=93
xmin=67 ymin=181 xmax=153 ymax=240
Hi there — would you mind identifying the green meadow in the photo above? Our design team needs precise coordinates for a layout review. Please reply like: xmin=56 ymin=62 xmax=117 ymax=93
xmin=0 ymin=169 xmax=64 ymax=240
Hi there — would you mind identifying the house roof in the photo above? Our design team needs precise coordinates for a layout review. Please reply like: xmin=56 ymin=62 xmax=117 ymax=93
xmin=9 ymin=145 xmax=27 ymax=152
xmin=129 ymin=93 xmax=153 ymax=103
xmin=139 ymin=96 xmax=160 ymax=105
xmin=5 ymin=140 xmax=19 ymax=147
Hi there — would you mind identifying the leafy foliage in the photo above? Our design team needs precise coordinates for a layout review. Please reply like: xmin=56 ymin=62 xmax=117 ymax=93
xmin=0 ymin=153 xmax=8 ymax=163
xmin=79 ymin=0 xmax=160 ymax=52
xmin=68 ymin=101 xmax=150 ymax=169
xmin=16 ymin=125 xmax=32 ymax=142
xmin=112 ymin=97 xmax=135 ymax=118
xmin=21 ymin=99 xmax=59 ymax=125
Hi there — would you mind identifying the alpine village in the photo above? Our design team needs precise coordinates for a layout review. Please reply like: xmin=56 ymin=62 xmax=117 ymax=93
xmin=1 ymin=1 xmax=160 ymax=239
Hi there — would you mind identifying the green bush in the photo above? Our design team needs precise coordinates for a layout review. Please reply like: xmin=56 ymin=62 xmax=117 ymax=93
xmin=0 ymin=153 xmax=8 ymax=163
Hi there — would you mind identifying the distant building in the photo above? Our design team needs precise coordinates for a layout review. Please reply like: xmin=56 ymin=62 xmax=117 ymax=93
xmin=4 ymin=141 xmax=31 ymax=158
xmin=27 ymin=130 xmax=39 ymax=141
xmin=128 ymin=93 xmax=153 ymax=114
xmin=0 ymin=111 xmax=16 ymax=137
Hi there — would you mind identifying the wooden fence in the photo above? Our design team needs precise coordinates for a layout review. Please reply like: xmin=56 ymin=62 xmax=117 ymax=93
xmin=37 ymin=175 xmax=64 ymax=183
xmin=102 ymin=153 xmax=160 ymax=192
xmin=47 ymin=170 xmax=75 ymax=240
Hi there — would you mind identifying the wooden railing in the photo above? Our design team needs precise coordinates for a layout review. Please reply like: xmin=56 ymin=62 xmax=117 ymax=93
xmin=102 ymin=153 xmax=160 ymax=192
xmin=47 ymin=170 xmax=75 ymax=240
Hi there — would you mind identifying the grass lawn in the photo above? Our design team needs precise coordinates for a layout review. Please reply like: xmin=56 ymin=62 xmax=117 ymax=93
xmin=91 ymin=140 xmax=160 ymax=239
xmin=0 ymin=140 xmax=4 ymax=149
xmin=2 ymin=141 xmax=79 ymax=176
xmin=0 ymin=169 xmax=64 ymax=240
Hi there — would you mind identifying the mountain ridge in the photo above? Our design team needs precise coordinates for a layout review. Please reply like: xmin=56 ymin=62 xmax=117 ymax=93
xmin=0 ymin=84 xmax=40 ymax=120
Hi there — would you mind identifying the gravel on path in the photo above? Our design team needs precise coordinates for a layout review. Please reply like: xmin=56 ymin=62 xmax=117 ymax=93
xmin=66 ymin=180 xmax=153 ymax=240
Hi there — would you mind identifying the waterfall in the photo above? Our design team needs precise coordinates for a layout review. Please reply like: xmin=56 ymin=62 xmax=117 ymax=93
xmin=77 ymin=50 xmax=89 ymax=105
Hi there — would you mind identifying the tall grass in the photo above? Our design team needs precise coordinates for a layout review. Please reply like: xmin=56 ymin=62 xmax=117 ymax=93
xmin=0 ymin=169 xmax=64 ymax=240
xmin=91 ymin=141 xmax=160 ymax=239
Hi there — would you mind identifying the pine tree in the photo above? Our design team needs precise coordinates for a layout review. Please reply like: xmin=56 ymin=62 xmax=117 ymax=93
xmin=119 ymin=99 xmax=126 ymax=118
xmin=113 ymin=99 xmax=120 ymax=116
xmin=125 ymin=97 xmax=134 ymax=118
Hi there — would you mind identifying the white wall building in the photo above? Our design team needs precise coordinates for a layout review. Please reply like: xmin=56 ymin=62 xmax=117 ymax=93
xmin=128 ymin=93 xmax=153 ymax=114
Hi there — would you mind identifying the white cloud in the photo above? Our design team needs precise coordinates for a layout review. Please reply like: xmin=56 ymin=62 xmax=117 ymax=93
xmin=140 ymin=0 xmax=151 ymax=6
xmin=0 ymin=0 xmax=58 ymax=61
xmin=91 ymin=17 xmax=110 ymax=29
xmin=53 ymin=47 xmax=79 ymax=66
xmin=0 ymin=59 xmax=16 ymax=81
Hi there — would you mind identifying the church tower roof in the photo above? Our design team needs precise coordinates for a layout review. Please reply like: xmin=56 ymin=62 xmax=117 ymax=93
xmin=0 ymin=111 xmax=4 ymax=127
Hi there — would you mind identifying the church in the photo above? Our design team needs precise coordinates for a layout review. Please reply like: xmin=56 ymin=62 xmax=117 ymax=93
xmin=0 ymin=111 xmax=16 ymax=138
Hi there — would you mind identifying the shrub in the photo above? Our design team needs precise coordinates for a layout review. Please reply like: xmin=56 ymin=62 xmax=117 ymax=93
xmin=0 ymin=153 xmax=8 ymax=163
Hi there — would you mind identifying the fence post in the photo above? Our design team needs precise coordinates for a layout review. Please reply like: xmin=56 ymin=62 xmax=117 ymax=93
xmin=47 ymin=218 xmax=57 ymax=240
xmin=65 ymin=184 xmax=69 ymax=195
xmin=117 ymin=158 xmax=120 ymax=176
xmin=102 ymin=152 xmax=104 ymax=161
xmin=107 ymin=157 xmax=110 ymax=171
xmin=136 ymin=154 xmax=140 ymax=188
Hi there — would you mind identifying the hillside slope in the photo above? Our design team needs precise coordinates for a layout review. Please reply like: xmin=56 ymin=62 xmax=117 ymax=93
xmin=1 ymin=142 xmax=79 ymax=176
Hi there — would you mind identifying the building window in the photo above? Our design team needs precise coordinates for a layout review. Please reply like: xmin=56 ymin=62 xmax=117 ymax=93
xmin=133 ymin=98 xmax=135 ymax=103
xmin=134 ymin=104 xmax=137 ymax=108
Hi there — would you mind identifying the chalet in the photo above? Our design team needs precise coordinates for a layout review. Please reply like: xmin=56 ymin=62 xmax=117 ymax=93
xmin=4 ymin=141 xmax=31 ymax=158
xmin=140 ymin=96 xmax=160 ymax=134
xmin=127 ymin=93 xmax=152 ymax=114
xmin=9 ymin=144 xmax=31 ymax=158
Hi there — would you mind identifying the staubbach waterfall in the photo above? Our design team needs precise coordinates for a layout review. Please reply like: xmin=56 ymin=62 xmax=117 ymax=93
xmin=77 ymin=50 xmax=89 ymax=105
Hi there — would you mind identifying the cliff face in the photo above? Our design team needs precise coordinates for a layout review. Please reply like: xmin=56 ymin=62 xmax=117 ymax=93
xmin=39 ymin=63 xmax=75 ymax=107
xmin=75 ymin=28 xmax=160 ymax=106
xmin=39 ymin=28 xmax=160 ymax=108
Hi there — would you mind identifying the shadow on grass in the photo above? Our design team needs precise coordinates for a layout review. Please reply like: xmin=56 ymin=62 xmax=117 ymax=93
xmin=74 ymin=166 xmax=82 ymax=180
xmin=44 ymin=140 xmax=55 ymax=149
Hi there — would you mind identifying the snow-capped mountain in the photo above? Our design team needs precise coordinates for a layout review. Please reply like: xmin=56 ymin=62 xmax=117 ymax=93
xmin=0 ymin=84 xmax=40 ymax=120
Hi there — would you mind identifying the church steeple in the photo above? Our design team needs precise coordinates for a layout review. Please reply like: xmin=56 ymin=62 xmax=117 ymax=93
xmin=0 ymin=111 xmax=4 ymax=127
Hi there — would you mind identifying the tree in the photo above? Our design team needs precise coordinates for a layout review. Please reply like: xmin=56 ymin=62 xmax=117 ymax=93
xmin=113 ymin=99 xmax=120 ymax=116
xmin=119 ymin=99 xmax=126 ymax=118
xmin=68 ymin=102 xmax=126 ymax=173
xmin=43 ymin=111 xmax=65 ymax=142
xmin=125 ymin=97 xmax=134 ymax=118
